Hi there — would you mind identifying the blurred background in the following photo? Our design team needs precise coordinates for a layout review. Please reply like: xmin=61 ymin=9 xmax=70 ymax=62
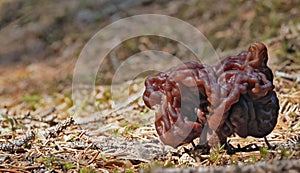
xmin=0 ymin=0 xmax=299 ymax=99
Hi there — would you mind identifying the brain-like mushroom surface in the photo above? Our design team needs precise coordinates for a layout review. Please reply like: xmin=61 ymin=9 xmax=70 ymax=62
xmin=143 ymin=42 xmax=279 ymax=148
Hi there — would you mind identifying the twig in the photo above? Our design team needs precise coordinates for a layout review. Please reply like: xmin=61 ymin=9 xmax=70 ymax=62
xmin=0 ymin=131 xmax=35 ymax=152
xmin=40 ymin=107 xmax=56 ymax=118
xmin=87 ymin=151 xmax=100 ymax=164
xmin=0 ymin=168 xmax=24 ymax=173
xmin=24 ymin=165 xmax=45 ymax=170
xmin=275 ymin=71 xmax=300 ymax=82
xmin=45 ymin=117 xmax=75 ymax=138
xmin=27 ymin=107 xmax=57 ymax=125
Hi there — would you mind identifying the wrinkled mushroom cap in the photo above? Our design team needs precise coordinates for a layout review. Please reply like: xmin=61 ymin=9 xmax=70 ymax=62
xmin=143 ymin=42 xmax=279 ymax=148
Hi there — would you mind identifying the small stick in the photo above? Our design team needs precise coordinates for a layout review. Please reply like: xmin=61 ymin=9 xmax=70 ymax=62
xmin=0 ymin=131 xmax=35 ymax=152
xmin=0 ymin=169 xmax=24 ymax=173
xmin=275 ymin=71 xmax=300 ymax=82
xmin=46 ymin=117 xmax=75 ymax=138
xmin=87 ymin=151 xmax=100 ymax=164
xmin=264 ymin=137 xmax=276 ymax=150
xmin=40 ymin=107 xmax=56 ymax=118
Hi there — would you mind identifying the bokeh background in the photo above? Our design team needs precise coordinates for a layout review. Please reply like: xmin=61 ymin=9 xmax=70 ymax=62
xmin=1 ymin=0 xmax=299 ymax=99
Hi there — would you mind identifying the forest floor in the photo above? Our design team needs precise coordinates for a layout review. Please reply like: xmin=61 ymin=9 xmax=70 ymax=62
xmin=0 ymin=0 xmax=299 ymax=172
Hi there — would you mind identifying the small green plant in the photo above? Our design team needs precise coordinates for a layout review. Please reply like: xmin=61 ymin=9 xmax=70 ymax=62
xmin=79 ymin=167 xmax=97 ymax=173
xmin=125 ymin=169 xmax=135 ymax=173
xmin=118 ymin=122 xmax=142 ymax=135
xmin=247 ymin=155 xmax=258 ymax=163
xmin=22 ymin=94 xmax=41 ymax=110
xmin=280 ymin=148 xmax=290 ymax=160
xmin=260 ymin=147 xmax=269 ymax=160
xmin=230 ymin=155 xmax=237 ymax=164
xmin=100 ymin=154 xmax=107 ymax=162
xmin=164 ymin=161 xmax=175 ymax=168
xmin=210 ymin=144 xmax=225 ymax=164
xmin=151 ymin=160 xmax=164 ymax=167
xmin=2 ymin=114 xmax=20 ymax=131
xmin=139 ymin=162 xmax=150 ymax=172
xmin=64 ymin=162 xmax=76 ymax=170
xmin=36 ymin=157 xmax=58 ymax=169
xmin=65 ymin=134 xmax=77 ymax=142
xmin=22 ymin=94 xmax=41 ymax=103
xmin=120 ymin=121 xmax=129 ymax=127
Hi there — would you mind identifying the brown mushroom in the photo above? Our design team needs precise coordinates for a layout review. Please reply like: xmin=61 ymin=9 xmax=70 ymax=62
xmin=143 ymin=42 xmax=279 ymax=148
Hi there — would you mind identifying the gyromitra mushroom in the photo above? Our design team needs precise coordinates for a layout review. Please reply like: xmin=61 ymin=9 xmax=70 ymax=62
xmin=143 ymin=42 xmax=279 ymax=149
